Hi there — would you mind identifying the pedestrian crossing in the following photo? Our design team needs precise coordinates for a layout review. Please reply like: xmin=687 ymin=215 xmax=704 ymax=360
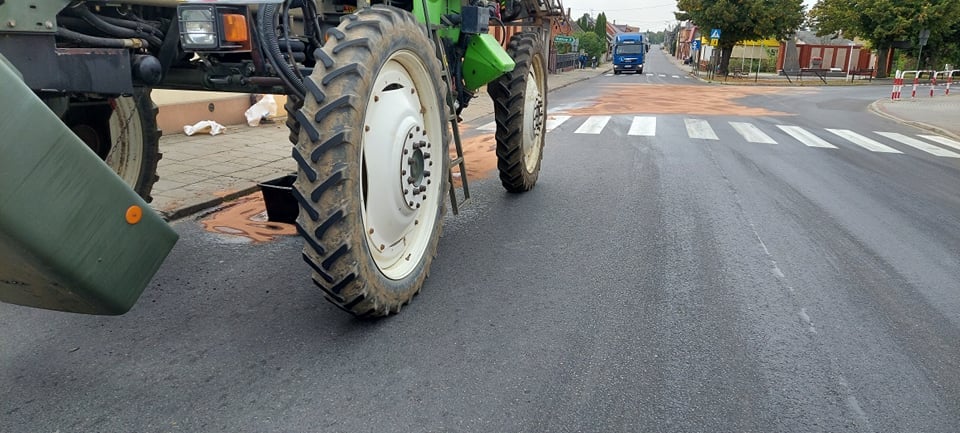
xmin=473 ymin=115 xmax=960 ymax=159
xmin=603 ymin=73 xmax=693 ymax=79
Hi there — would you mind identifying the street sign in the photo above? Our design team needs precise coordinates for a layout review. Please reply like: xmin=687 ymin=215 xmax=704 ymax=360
xmin=710 ymin=28 xmax=721 ymax=40
xmin=554 ymin=35 xmax=575 ymax=44
xmin=691 ymin=40 xmax=701 ymax=51
xmin=919 ymin=29 xmax=930 ymax=46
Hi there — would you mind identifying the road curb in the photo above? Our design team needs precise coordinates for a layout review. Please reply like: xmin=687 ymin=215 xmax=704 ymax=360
xmin=868 ymin=100 xmax=960 ymax=141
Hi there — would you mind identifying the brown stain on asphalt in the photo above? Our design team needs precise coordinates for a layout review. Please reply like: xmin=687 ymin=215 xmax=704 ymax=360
xmin=201 ymin=195 xmax=296 ymax=243
xmin=456 ymin=84 xmax=810 ymax=182
xmin=562 ymin=84 xmax=797 ymax=116
xmin=449 ymin=132 xmax=498 ymax=185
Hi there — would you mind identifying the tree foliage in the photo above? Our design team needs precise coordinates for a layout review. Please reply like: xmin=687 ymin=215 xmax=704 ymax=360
xmin=577 ymin=13 xmax=594 ymax=32
xmin=595 ymin=12 xmax=608 ymax=46
xmin=810 ymin=0 xmax=960 ymax=75
xmin=675 ymin=0 xmax=804 ymax=74
xmin=575 ymin=31 xmax=605 ymax=60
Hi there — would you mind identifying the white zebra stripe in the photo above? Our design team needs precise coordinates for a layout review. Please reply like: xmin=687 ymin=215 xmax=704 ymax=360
xmin=628 ymin=117 xmax=657 ymax=136
xmin=826 ymin=129 xmax=902 ymax=153
xmin=574 ymin=116 xmax=612 ymax=134
xmin=730 ymin=122 xmax=776 ymax=144
xmin=685 ymin=119 xmax=718 ymax=140
xmin=777 ymin=125 xmax=837 ymax=148
xmin=874 ymin=132 xmax=960 ymax=158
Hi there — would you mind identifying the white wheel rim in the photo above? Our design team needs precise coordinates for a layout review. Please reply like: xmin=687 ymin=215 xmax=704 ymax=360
xmin=360 ymin=50 xmax=443 ymax=280
xmin=106 ymin=97 xmax=145 ymax=187
xmin=521 ymin=59 xmax=545 ymax=173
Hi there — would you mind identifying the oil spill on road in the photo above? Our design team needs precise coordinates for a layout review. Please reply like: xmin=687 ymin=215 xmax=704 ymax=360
xmin=201 ymin=195 xmax=296 ymax=243
xmin=448 ymin=132 xmax=498 ymax=185
xmin=562 ymin=84 xmax=804 ymax=116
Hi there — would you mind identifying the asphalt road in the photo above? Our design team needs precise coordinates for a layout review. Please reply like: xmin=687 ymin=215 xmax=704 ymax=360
xmin=3 ymin=48 xmax=960 ymax=432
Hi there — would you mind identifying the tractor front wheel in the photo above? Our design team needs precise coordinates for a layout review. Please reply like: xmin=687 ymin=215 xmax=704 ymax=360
xmin=487 ymin=33 xmax=548 ymax=193
xmin=291 ymin=6 xmax=449 ymax=317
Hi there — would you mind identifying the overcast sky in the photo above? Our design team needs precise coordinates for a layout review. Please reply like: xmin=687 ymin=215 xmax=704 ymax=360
xmin=562 ymin=0 xmax=819 ymax=33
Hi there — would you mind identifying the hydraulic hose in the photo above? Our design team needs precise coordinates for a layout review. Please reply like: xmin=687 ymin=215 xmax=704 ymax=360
xmin=69 ymin=5 xmax=163 ymax=47
xmin=56 ymin=27 xmax=148 ymax=48
xmin=98 ymin=14 xmax=164 ymax=39
xmin=258 ymin=3 xmax=306 ymax=97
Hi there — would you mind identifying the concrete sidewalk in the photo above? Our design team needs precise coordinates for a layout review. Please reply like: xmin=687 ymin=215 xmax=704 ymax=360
xmin=871 ymin=97 xmax=960 ymax=140
xmin=150 ymin=65 xmax=611 ymax=220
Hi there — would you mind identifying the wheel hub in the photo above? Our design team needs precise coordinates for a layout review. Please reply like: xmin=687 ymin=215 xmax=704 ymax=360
xmin=401 ymin=126 xmax=433 ymax=209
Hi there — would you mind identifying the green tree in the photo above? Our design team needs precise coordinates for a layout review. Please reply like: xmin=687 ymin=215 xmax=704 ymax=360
xmin=575 ymin=31 xmax=605 ymax=61
xmin=810 ymin=0 xmax=960 ymax=76
xmin=577 ymin=13 xmax=594 ymax=32
xmin=595 ymin=13 xmax=608 ymax=48
xmin=676 ymin=0 xmax=804 ymax=76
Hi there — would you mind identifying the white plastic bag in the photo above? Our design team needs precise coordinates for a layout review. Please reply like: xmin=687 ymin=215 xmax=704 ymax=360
xmin=244 ymin=94 xmax=278 ymax=126
xmin=183 ymin=120 xmax=226 ymax=136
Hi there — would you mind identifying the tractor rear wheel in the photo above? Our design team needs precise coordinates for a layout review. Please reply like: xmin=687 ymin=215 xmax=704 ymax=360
xmin=488 ymin=33 xmax=548 ymax=192
xmin=63 ymin=88 xmax=161 ymax=202
xmin=290 ymin=6 xmax=449 ymax=317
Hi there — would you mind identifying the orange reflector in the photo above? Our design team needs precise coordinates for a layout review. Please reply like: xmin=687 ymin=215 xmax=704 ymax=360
xmin=125 ymin=205 xmax=143 ymax=225
xmin=222 ymin=14 xmax=248 ymax=43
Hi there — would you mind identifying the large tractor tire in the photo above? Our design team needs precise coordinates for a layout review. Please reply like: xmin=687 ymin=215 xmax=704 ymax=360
xmin=487 ymin=32 xmax=548 ymax=192
xmin=290 ymin=5 xmax=449 ymax=317
xmin=63 ymin=88 xmax=161 ymax=202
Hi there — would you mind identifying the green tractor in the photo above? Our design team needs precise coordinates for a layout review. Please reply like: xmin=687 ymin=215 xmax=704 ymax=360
xmin=0 ymin=0 xmax=564 ymax=317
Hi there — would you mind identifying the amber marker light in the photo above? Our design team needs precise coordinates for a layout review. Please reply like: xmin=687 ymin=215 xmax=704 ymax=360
xmin=125 ymin=205 xmax=143 ymax=225
xmin=222 ymin=14 xmax=249 ymax=43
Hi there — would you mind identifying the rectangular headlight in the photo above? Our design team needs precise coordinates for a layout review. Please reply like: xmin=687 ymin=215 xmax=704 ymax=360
xmin=179 ymin=6 xmax=218 ymax=49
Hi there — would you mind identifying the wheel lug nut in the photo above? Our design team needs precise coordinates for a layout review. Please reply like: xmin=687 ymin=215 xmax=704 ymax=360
xmin=422 ymin=194 xmax=427 ymax=200
xmin=403 ymin=149 xmax=409 ymax=154
xmin=423 ymin=152 xmax=430 ymax=159
xmin=416 ymin=203 xmax=420 ymax=209
xmin=419 ymin=185 xmax=427 ymax=192
xmin=407 ymin=177 xmax=415 ymax=184
xmin=408 ymin=157 xmax=415 ymax=164
xmin=423 ymin=170 xmax=430 ymax=177
xmin=403 ymin=189 xmax=409 ymax=194
xmin=402 ymin=170 xmax=406 ymax=175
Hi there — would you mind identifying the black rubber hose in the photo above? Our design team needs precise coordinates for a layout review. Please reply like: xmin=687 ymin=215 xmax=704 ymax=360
xmin=259 ymin=3 xmax=306 ymax=97
xmin=70 ymin=5 xmax=163 ymax=47
xmin=56 ymin=27 xmax=147 ymax=48
xmin=98 ymin=14 xmax=164 ymax=38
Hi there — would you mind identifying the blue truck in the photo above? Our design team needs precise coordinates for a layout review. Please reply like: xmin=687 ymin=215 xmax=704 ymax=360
xmin=613 ymin=33 xmax=647 ymax=75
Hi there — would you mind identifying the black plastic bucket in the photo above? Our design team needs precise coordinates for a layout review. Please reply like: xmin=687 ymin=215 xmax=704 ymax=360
xmin=258 ymin=174 xmax=298 ymax=224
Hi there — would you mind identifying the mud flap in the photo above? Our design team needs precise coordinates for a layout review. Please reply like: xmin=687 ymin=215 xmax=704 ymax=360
xmin=0 ymin=54 xmax=177 ymax=315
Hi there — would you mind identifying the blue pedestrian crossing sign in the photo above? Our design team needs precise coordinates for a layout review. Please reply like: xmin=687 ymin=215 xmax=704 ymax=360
xmin=710 ymin=28 xmax=721 ymax=40
xmin=691 ymin=40 xmax=701 ymax=51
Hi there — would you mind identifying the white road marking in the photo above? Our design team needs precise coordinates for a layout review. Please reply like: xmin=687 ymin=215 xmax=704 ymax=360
xmin=628 ymin=117 xmax=657 ymax=136
xmin=826 ymin=129 xmax=902 ymax=153
xmin=730 ymin=122 xmax=777 ymax=144
xmin=685 ymin=118 xmax=719 ymax=140
xmin=545 ymin=115 xmax=571 ymax=132
xmin=777 ymin=125 xmax=837 ymax=148
xmin=874 ymin=132 xmax=960 ymax=158
xmin=477 ymin=121 xmax=496 ymax=131
xmin=658 ymin=74 xmax=667 ymax=77
xmin=919 ymin=134 xmax=960 ymax=151
xmin=672 ymin=75 xmax=680 ymax=79
xmin=574 ymin=115 xmax=611 ymax=134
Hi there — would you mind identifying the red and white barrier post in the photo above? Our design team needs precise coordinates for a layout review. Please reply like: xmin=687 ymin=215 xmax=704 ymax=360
xmin=930 ymin=71 xmax=938 ymax=97
xmin=891 ymin=70 xmax=903 ymax=100
xmin=911 ymin=73 xmax=921 ymax=98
